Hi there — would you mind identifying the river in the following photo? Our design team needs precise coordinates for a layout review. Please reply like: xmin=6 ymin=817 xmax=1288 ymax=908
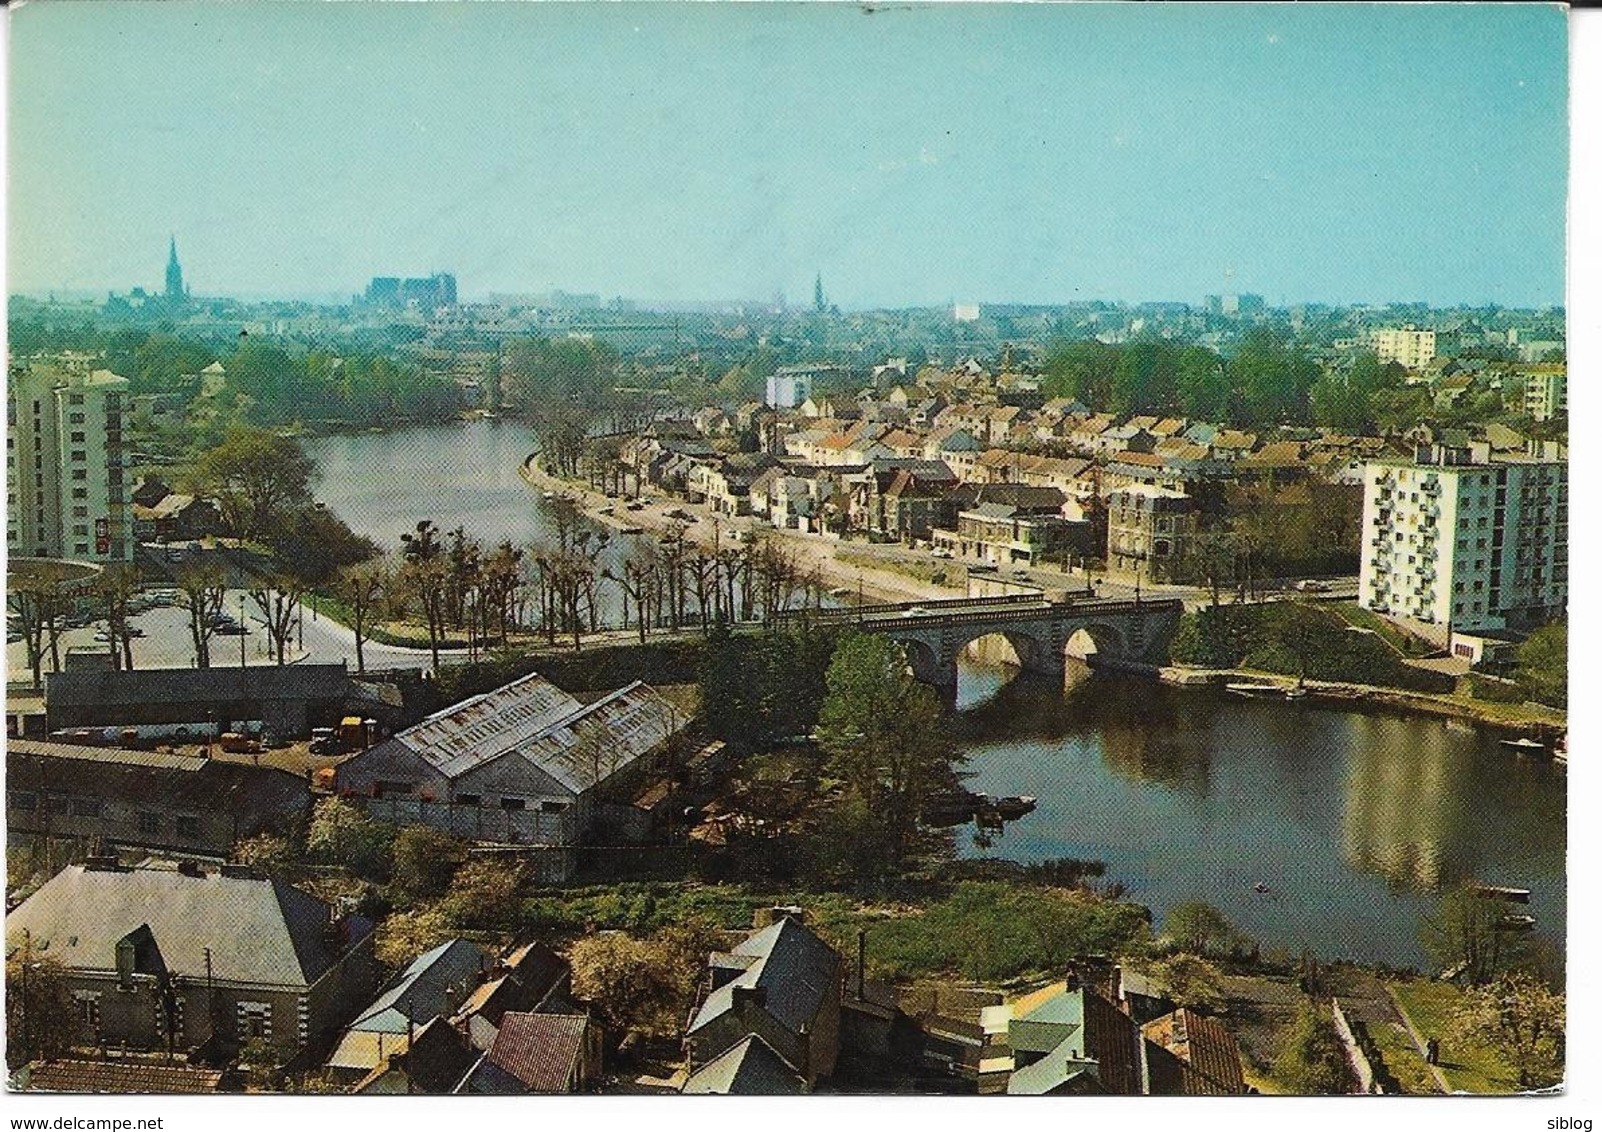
xmin=304 ymin=421 xmax=1565 ymax=970
xmin=953 ymin=659 xmax=1566 ymax=969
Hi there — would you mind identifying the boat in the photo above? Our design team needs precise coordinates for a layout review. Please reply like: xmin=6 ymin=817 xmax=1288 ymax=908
xmin=1500 ymin=736 xmax=1547 ymax=755
xmin=1285 ymin=686 xmax=1309 ymax=701
xmin=1497 ymin=914 xmax=1537 ymax=933
xmin=1469 ymin=884 xmax=1532 ymax=904
xmin=1226 ymin=683 xmax=1283 ymax=698
xmin=991 ymin=795 xmax=1037 ymax=820
xmin=1253 ymin=882 xmax=1271 ymax=895
xmin=541 ymin=491 xmax=556 ymax=500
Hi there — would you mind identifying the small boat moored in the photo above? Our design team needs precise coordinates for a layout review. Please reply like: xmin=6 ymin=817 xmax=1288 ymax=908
xmin=1226 ymin=683 xmax=1284 ymax=698
xmin=1470 ymin=883 xmax=1532 ymax=904
xmin=1500 ymin=736 xmax=1548 ymax=755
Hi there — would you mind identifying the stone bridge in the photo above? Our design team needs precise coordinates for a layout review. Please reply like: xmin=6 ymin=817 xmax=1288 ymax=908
xmin=780 ymin=593 xmax=1185 ymax=696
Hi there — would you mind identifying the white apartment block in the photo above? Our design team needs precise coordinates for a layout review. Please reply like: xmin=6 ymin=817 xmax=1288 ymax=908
xmin=1370 ymin=325 xmax=1437 ymax=371
xmin=1359 ymin=454 xmax=1567 ymax=634
xmin=6 ymin=361 xmax=133 ymax=563
xmin=1522 ymin=369 xmax=1567 ymax=422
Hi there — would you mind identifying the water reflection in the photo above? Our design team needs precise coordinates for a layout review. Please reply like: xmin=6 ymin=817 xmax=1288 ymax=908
xmin=952 ymin=659 xmax=1565 ymax=966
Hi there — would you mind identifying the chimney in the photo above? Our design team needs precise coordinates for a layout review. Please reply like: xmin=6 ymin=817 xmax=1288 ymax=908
xmin=176 ymin=860 xmax=205 ymax=878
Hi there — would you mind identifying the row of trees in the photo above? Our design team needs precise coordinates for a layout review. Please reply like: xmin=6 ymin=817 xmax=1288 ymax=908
xmin=1042 ymin=333 xmax=1444 ymax=434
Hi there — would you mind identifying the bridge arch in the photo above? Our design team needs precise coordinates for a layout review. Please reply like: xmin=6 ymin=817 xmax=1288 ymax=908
xmin=1064 ymin=622 xmax=1127 ymax=662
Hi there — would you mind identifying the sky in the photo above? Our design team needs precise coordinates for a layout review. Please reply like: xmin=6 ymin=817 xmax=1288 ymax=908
xmin=5 ymin=1 xmax=1570 ymax=309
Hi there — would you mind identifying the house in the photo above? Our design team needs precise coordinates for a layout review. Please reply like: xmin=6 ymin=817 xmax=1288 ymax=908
xmin=682 ymin=1034 xmax=806 ymax=1095
xmin=1141 ymin=1008 xmax=1248 ymax=1096
xmin=350 ymin=1016 xmax=480 ymax=1095
xmin=6 ymin=861 xmax=377 ymax=1060
xmin=685 ymin=913 xmax=844 ymax=1089
xmin=7 ymin=738 xmax=310 ymax=859
xmin=334 ymin=671 xmax=689 ymax=880
xmin=451 ymin=940 xmax=576 ymax=1050
xmin=1005 ymin=978 xmax=1145 ymax=1095
xmin=45 ymin=663 xmax=358 ymax=741
xmin=456 ymin=1011 xmax=603 ymax=1094
xmin=327 ymin=939 xmax=490 ymax=1079
xmin=15 ymin=1058 xmax=236 ymax=1094
xmin=934 ymin=485 xmax=1093 ymax=567
xmin=131 ymin=494 xmax=224 ymax=544
xmin=1106 ymin=485 xmax=1197 ymax=583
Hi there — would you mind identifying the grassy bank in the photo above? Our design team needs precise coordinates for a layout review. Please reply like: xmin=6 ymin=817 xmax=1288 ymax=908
xmin=514 ymin=877 xmax=1151 ymax=985
xmin=1169 ymin=602 xmax=1455 ymax=694
xmin=1387 ymin=979 xmax=1520 ymax=1094
xmin=834 ymin=547 xmax=965 ymax=591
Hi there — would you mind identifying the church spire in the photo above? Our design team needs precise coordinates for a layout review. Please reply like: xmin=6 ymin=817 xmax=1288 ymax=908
xmin=165 ymin=235 xmax=185 ymax=303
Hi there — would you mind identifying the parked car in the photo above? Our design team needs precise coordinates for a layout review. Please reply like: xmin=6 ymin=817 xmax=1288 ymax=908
xmin=1295 ymin=579 xmax=1331 ymax=593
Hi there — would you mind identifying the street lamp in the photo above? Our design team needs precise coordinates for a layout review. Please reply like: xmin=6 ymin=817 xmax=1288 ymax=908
xmin=239 ymin=596 xmax=247 ymax=669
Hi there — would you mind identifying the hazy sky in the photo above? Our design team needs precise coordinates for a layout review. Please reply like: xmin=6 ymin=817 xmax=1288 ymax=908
xmin=6 ymin=2 xmax=1569 ymax=307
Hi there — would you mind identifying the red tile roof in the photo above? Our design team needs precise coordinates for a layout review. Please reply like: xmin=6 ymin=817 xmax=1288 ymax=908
xmin=484 ymin=1012 xmax=591 ymax=1093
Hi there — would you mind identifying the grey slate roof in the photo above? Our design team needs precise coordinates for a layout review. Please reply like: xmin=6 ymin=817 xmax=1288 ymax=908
xmin=682 ymin=1035 xmax=805 ymax=1095
xmin=687 ymin=917 xmax=841 ymax=1039
xmin=344 ymin=938 xmax=488 ymax=1035
xmin=6 ymin=863 xmax=368 ymax=990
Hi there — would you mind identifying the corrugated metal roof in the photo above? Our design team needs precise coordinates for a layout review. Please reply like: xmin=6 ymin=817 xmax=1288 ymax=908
xmin=481 ymin=1012 xmax=590 ymax=1093
xmin=396 ymin=671 xmax=584 ymax=778
xmin=9 ymin=738 xmax=207 ymax=772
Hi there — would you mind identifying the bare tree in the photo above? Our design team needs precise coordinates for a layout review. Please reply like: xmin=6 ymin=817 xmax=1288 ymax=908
xmin=334 ymin=560 xmax=389 ymax=675
xmin=96 ymin=565 xmax=140 ymax=670
xmin=8 ymin=570 xmax=69 ymax=688
xmin=177 ymin=564 xmax=227 ymax=669
xmin=400 ymin=521 xmax=449 ymax=674
xmin=249 ymin=576 xmax=305 ymax=666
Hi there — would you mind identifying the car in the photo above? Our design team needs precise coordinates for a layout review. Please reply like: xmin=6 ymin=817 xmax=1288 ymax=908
xmin=931 ymin=548 xmax=954 ymax=559
xmin=126 ymin=626 xmax=146 ymax=637
xmin=1011 ymin=568 xmax=1031 ymax=579
xmin=214 ymin=623 xmax=247 ymax=636
xmin=901 ymin=606 xmax=930 ymax=617
xmin=1295 ymin=579 xmax=1331 ymax=593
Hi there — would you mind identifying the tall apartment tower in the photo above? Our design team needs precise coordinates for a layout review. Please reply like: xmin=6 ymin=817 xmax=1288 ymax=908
xmin=6 ymin=361 xmax=132 ymax=563
xmin=1369 ymin=325 xmax=1437 ymax=370
xmin=1359 ymin=450 xmax=1567 ymax=635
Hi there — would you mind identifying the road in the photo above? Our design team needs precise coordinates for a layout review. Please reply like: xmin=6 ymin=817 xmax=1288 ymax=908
xmin=6 ymin=588 xmax=442 ymax=682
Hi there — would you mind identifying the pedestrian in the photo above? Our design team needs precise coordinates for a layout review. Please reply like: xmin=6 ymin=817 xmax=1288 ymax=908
xmin=1426 ymin=1036 xmax=1440 ymax=1066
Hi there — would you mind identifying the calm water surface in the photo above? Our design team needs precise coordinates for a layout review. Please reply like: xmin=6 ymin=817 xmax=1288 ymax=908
xmin=953 ymin=660 xmax=1566 ymax=968
xmin=306 ymin=424 xmax=1564 ymax=969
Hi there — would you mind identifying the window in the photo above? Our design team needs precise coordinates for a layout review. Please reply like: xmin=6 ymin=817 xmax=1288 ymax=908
xmin=71 ymin=797 xmax=102 ymax=818
xmin=454 ymin=794 xmax=481 ymax=807
xmin=175 ymin=815 xmax=200 ymax=839
xmin=71 ymin=451 xmax=85 ymax=463
xmin=69 ymin=413 xmax=84 ymax=424
xmin=499 ymin=797 xmax=527 ymax=811
xmin=74 ymin=992 xmax=102 ymax=1034
xmin=70 ymin=432 xmax=85 ymax=443
xmin=539 ymin=801 xmax=569 ymax=814
xmin=9 ymin=791 xmax=37 ymax=811
xmin=72 ymin=489 xmax=87 ymax=500
xmin=72 ymin=469 xmax=86 ymax=481
xmin=68 ymin=394 xmax=84 ymax=405
xmin=138 ymin=811 xmax=161 ymax=835
xmin=236 ymin=1002 xmax=272 ymax=1041
xmin=375 ymin=780 xmax=414 ymax=797
xmin=74 ymin=544 xmax=89 ymax=555
xmin=45 ymin=795 xmax=70 ymax=815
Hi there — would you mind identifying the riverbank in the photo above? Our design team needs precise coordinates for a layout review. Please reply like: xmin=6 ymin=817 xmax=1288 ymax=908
xmin=1137 ymin=662 xmax=1566 ymax=735
xmin=520 ymin=454 xmax=957 ymax=605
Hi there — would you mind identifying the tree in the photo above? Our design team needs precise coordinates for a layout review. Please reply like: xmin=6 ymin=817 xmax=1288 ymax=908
xmin=1515 ymin=621 xmax=1566 ymax=709
xmin=374 ymin=906 xmax=455 ymax=969
xmin=1450 ymin=970 xmax=1564 ymax=1089
xmin=814 ymin=633 xmax=963 ymax=867
xmin=7 ymin=568 xmax=69 ymax=687
xmin=305 ymin=796 xmax=394 ymax=880
xmin=1273 ymin=1005 xmax=1356 ymax=1094
xmin=231 ymin=833 xmax=299 ymax=878
xmin=6 ymin=951 xmax=78 ymax=1070
xmin=1164 ymin=900 xmax=1237 ymax=956
xmin=191 ymin=424 xmax=316 ymax=541
xmin=176 ymin=563 xmax=227 ymax=669
xmin=1148 ymin=953 xmax=1227 ymax=1014
xmin=1422 ymin=883 xmax=1529 ymax=986
xmin=95 ymin=565 xmax=140 ymax=671
xmin=1228 ymin=328 xmax=1319 ymax=427
xmin=400 ymin=520 xmax=449 ymax=674
xmin=334 ymin=560 xmax=390 ymax=674
xmin=438 ymin=858 xmax=523 ymax=931
xmin=568 ymin=922 xmax=720 ymax=1041
xmin=249 ymin=576 xmax=305 ymax=666
xmin=389 ymin=826 xmax=468 ymax=906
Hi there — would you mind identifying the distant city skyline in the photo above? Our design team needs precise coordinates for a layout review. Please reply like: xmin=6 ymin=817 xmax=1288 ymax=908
xmin=8 ymin=3 xmax=1568 ymax=308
